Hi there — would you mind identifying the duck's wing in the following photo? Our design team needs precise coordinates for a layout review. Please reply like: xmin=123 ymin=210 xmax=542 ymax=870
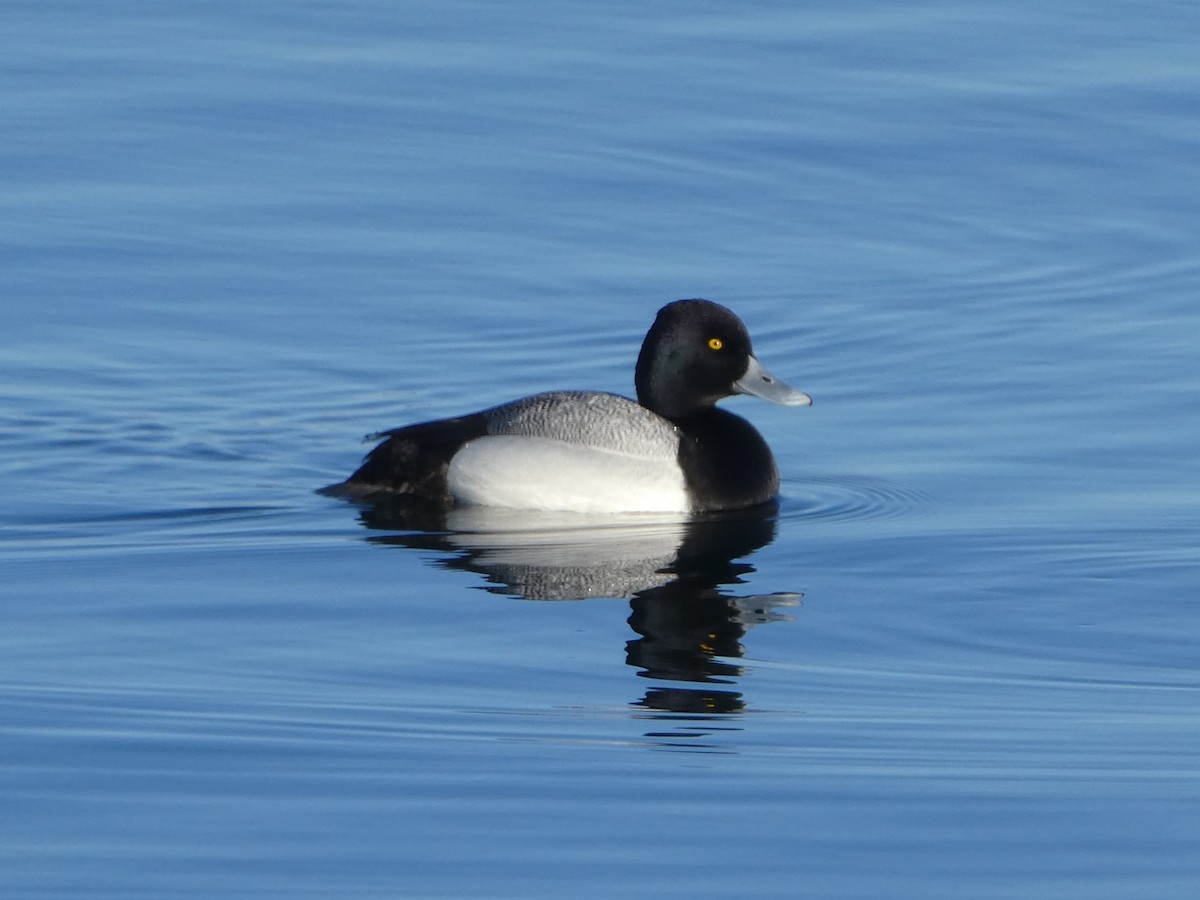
xmin=323 ymin=391 xmax=680 ymax=504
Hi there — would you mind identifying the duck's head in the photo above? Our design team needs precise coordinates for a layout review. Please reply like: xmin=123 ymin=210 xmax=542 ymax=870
xmin=634 ymin=299 xmax=812 ymax=420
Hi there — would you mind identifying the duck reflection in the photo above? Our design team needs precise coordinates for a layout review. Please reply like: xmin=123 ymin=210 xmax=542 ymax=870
xmin=354 ymin=497 xmax=800 ymax=717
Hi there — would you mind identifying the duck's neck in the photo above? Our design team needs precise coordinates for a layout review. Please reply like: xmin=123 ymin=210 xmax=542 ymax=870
xmin=635 ymin=359 xmax=716 ymax=420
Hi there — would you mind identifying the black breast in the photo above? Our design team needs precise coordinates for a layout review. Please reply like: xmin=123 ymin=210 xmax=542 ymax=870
xmin=674 ymin=408 xmax=780 ymax=512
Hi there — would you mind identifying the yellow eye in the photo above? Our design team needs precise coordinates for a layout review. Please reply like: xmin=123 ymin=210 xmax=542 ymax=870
xmin=708 ymin=337 xmax=723 ymax=351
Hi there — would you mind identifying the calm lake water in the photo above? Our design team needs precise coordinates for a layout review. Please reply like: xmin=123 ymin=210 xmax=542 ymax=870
xmin=3 ymin=1 xmax=1199 ymax=897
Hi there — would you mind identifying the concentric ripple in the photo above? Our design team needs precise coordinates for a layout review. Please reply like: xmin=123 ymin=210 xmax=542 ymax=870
xmin=778 ymin=474 xmax=930 ymax=523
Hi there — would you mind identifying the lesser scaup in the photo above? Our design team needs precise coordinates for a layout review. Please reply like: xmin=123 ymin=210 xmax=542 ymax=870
xmin=325 ymin=299 xmax=811 ymax=513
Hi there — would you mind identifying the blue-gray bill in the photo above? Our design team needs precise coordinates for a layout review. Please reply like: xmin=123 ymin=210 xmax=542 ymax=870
xmin=733 ymin=355 xmax=813 ymax=407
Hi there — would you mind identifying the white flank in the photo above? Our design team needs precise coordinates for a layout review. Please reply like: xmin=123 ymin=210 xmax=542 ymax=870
xmin=447 ymin=436 xmax=689 ymax=513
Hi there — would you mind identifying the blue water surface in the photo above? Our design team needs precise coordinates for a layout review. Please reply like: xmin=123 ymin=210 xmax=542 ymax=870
xmin=3 ymin=1 xmax=1199 ymax=897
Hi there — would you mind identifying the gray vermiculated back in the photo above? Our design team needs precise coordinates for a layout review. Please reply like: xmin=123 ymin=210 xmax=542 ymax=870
xmin=483 ymin=391 xmax=681 ymax=457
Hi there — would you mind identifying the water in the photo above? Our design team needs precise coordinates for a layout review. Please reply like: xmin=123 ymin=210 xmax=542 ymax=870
xmin=3 ymin=1 xmax=1199 ymax=897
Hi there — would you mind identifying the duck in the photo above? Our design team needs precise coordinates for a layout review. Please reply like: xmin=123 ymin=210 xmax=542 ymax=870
xmin=324 ymin=299 xmax=811 ymax=514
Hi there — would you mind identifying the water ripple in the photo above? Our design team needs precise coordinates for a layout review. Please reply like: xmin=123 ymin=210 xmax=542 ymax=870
xmin=779 ymin=474 xmax=929 ymax=523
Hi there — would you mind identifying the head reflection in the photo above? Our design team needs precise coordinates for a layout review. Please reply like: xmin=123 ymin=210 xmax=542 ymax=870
xmin=355 ymin=498 xmax=799 ymax=719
